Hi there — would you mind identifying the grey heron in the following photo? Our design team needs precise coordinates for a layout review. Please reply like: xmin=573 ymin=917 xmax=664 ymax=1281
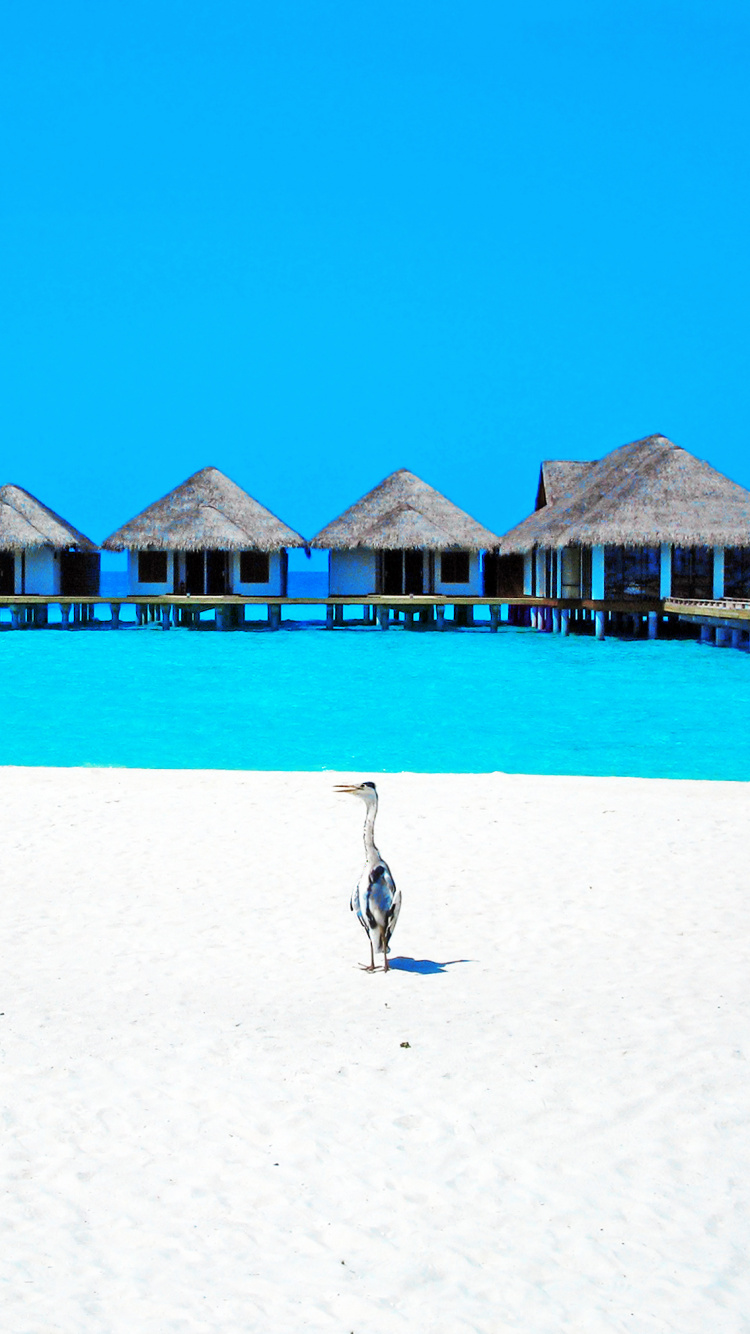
xmin=335 ymin=781 xmax=401 ymax=972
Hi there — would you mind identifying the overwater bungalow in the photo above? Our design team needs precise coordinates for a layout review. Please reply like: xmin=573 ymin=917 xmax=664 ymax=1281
xmin=103 ymin=467 xmax=306 ymax=596
xmin=0 ymin=484 xmax=99 ymax=596
xmin=496 ymin=435 xmax=750 ymax=604
xmin=311 ymin=468 xmax=501 ymax=596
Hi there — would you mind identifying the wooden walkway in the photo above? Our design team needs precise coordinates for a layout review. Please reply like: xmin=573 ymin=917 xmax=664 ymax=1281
xmin=664 ymin=596 xmax=750 ymax=647
xmin=1 ymin=594 xmax=745 ymax=645
xmin=665 ymin=596 xmax=750 ymax=623
xmin=0 ymin=593 xmax=666 ymax=636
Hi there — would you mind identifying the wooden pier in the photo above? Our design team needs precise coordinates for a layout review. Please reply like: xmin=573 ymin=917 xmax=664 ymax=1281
xmin=0 ymin=593 xmax=683 ymax=638
xmin=1 ymin=593 xmax=747 ymax=646
xmin=664 ymin=596 xmax=750 ymax=648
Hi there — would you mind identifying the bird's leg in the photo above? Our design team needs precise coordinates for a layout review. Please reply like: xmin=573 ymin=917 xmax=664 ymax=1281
xmin=358 ymin=938 xmax=377 ymax=972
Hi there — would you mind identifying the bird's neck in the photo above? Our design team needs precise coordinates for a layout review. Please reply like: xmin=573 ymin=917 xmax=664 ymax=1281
xmin=363 ymin=802 xmax=379 ymax=862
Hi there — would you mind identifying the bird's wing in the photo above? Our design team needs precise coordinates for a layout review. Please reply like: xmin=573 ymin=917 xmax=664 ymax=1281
xmin=364 ymin=861 xmax=400 ymax=939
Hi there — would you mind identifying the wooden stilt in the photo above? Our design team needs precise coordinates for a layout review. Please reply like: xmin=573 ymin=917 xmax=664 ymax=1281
xmin=595 ymin=610 xmax=606 ymax=641
xmin=377 ymin=606 xmax=389 ymax=630
xmin=647 ymin=612 xmax=658 ymax=640
xmin=110 ymin=603 xmax=120 ymax=629
xmin=268 ymin=603 xmax=281 ymax=630
xmin=490 ymin=605 xmax=499 ymax=632
xmin=60 ymin=604 xmax=70 ymax=628
xmin=561 ymin=608 xmax=570 ymax=636
xmin=552 ymin=607 xmax=561 ymax=634
xmin=326 ymin=605 xmax=334 ymax=629
xmin=699 ymin=625 xmax=714 ymax=644
xmin=161 ymin=606 xmax=171 ymax=630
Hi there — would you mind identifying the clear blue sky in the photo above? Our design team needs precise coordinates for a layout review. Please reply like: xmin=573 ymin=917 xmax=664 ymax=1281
xmin=1 ymin=0 xmax=748 ymax=552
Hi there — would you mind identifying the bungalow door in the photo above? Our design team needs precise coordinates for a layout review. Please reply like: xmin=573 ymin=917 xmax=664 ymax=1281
xmin=382 ymin=550 xmax=403 ymax=595
xmin=404 ymin=550 xmax=423 ymax=595
xmin=185 ymin=551 xmax=205 ymax=595
xmin=206 ymin=549 xmax=229 ymax=596
xmin=488 ymin=554 xmax=524 ymax=597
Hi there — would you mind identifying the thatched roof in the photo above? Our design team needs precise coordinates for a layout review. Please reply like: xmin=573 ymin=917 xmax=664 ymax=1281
xmin=535 ymin=460 xmax=594 ymax=510
xmin=498 ymin=435 xmax=750 ymax=553
xmin=0 ymin=484 xmax=98 ymax=552
xmin=311 ymin=469 xmax=500 ymax=551
xmin=103 ymin=467 xmax=306 ymax=552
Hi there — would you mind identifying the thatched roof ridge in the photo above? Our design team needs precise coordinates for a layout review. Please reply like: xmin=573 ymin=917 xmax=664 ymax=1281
xmin=103 ymin=467 xmax=306 ymax=552
xmin=311 ymin=469 xmax=500 ymax=551
xmin=498 ymin=435 xmax=750 ymax=552
xmin=0 ymin=484 xmax=98 ymax=552
xmin=535 ymin=460 xmax=594 ymax=510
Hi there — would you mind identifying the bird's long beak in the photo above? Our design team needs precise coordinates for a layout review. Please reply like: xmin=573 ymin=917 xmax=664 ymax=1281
xmin=334 ymin=784 xmax=360 ymax=794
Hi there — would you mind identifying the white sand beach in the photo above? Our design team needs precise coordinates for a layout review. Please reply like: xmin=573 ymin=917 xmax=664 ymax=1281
xmin=2 ymin=767 xmax=749 ymax=1333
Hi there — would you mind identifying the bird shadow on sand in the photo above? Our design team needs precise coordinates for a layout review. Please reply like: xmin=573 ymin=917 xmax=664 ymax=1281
xmin=387 ymin=957 xmax=471 ymax=975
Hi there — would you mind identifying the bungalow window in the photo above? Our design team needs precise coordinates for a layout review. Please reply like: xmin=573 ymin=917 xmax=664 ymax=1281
xmin=604 ymin=546 xmax=660 ymax=599
xmin=724 ymin=548 xmax=750 ymax=599
xmin=441 ymin=551 xmax=470 ymax=583
xmin=240 ymin=551 xmax=270 ymax=584
xmin=138 ymin=551 xmax=168 ymax=583
xmin=671 ymin=546 xmax=712 ymax=600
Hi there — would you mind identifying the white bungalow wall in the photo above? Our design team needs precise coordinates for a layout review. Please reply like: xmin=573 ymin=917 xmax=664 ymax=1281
xmin=329 ymin=550 xmax=378 ymax=595
xmin=231 ymin=551 xmax=284 ymax=596
xmin=128 ymin=551 xmax=286 ymax=596
xmin=523 ymin=552 xmax=533 ymax=595
xmin=127 ymin=552 xmax=172 ymax=596
xmin=591 ymin=546 xmax=605 ymax=600
xmin=713 ymin=547 xmax=724 ymax=599
xmin=329 ymin=549 xmax=484 ymax=596
xmin=659 ymin=544 xmax=671 ymax=598
xmin=433 ymin=551 xmax=483 ymax=596
xmin=17 ymin=548 xmax=60 ymax=595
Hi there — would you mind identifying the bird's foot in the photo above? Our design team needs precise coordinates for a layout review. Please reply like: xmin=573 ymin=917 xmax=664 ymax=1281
xmin=358 ymin=963 xmax=378 ymax=972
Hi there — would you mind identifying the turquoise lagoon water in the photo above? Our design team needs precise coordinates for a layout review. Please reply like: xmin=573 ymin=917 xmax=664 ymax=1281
xmin=0 ymin=625 xmax=748 ymax=779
